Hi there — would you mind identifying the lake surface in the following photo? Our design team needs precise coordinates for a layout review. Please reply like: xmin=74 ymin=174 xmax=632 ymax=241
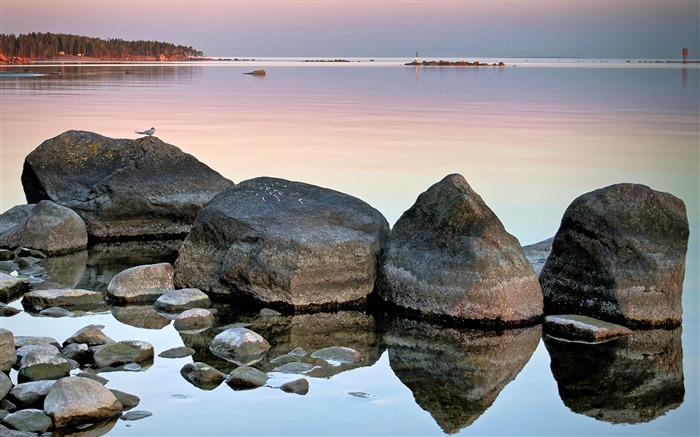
xmin=0 ymin=58 xmax=698 ymax=436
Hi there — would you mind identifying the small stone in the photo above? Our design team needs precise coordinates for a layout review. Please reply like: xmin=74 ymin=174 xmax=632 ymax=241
xmin=123 ymin=363 xmax=142 ymax=371
xmin=287 ymin=347 xmax=307 ymax=358
xmin=60 ymin=343 xmax=89 ymax=362
xmin=91 ymin=340 xmax=154 ymax=368
xmin=109 ymin=389 xmax=140 ymax=411
xmin=2 ymin=408 xmax=52 ymax=433
xmin=180 ymin=362 xmax=226 ymax=391
xmin=154 ymin=288 xmax=211 ymax=312
xmin=269 ymin=355 xmax=300 ymax=365
xmin=260 ymin=308 xmax=282 ymax=317
xmin=120 ymin=410 xmax=152 ymax=421
xmin=14 ymin=336 xmax=60 ymax=350
xmin=158 ymin=346 xmax=195 ymax=359
xmin=76 ymin=371 xmax=109 ymax=385
xmin=544 ymin=315 xmax=633 ymax=342
xmin=209 ymin=327 xmax=270 ymax=366
xmin=6 ymin=380 xmax=55 ymax=409
xmin=0 ymin=371 xmax=13 ymax=399
xmin=63 ymin=325 xmax=114 ymax=347
xmin=39 ymin=307 xmax=73 ymax=317
xmin=226 ymin=366 xmax=268 ymax=390
xmin=279 ymin=378 xmax=309 ymax=395
xmin=0 ymin=303 xmax=21 ymax=317
xmin=173 ymin=308 xmax=214 ymax=332
xmin=19 ymin=350 xmax=70 ymax=381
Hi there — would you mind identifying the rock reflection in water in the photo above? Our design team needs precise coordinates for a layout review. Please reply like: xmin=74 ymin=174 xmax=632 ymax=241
xmin=110 ymin=305 xmax=171 ymax=330
xmin=382 ymin=317 xmax=541 ymax=434
xmin=34 ymin=250 xmax=88 ymax=289
xmin=179 ymin=310 xmax=383 ymax=378
xmin=544 ymin=327 xmax=684 ymax=424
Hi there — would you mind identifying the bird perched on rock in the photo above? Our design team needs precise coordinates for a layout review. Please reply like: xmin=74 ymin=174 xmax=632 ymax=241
xmin=135 ymin=127 xmax=155 ymax=136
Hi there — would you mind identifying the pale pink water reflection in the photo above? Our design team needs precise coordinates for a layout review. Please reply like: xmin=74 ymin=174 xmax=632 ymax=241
xmin=1 ymin=61 xmax=698 ymax=246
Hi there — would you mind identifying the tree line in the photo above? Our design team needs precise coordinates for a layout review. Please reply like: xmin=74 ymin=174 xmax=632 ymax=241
xmin=0 ymin=32 xmax=204 ymax=60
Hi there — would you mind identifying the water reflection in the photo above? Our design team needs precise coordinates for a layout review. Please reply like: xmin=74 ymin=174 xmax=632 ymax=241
xmin=110 ymin=304 xmax=171 ymax=330
xmin=33 ymin=250 xmax=87 ymax=289
xmin=381 ymin=316 xmax=541 ymax=434
xmin=544 ymin=328 xmax=684 ymax=424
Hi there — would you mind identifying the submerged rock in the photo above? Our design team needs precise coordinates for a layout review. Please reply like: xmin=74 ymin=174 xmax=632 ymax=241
xmin=0 ymin=201 xmax=87 ymax=255
xmin=174 ymin=176 xmax=390 ymax=310
xmin=106 ymin=263 xmax=174 ymax=304
xmin=379 ymin=174 xmax=543 ymax=325
xmin=158 ymin=346 xmax=195 ymax=359
xmin=540 ymin=184 xmax=689 ymax=327
xmin=209 ymin=327 xmax=270 ymax=366
xmin=44 ymin=377 xmax=123 ymax=428
xmin=21 ymin=130 xmax=234 ymax=241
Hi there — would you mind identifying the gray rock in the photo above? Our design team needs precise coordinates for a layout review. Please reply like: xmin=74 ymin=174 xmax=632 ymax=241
xmin=0 ymin=272 xmax=29 ymax=302
xmin=540 ymin=183 xmax=689 ymax=327
xmin=310 ymin=346 xmax=362 ymax=365
xmin=0 ymin=303 xmax=21 ymax=317
xmin=0 ymin=206 xmax=33 ymax=241
xmin=16 ymin=344 xmax=60 ymax=361
xmin=0 ymin=261 xmax=19 ymax=273
xmin=63 ymin=325 xmax=114 ymax=348
xmin=91 ymin=340 xmax=154 ymax=368
xmin=38 ymin=307 xmax=73 ymax=318
xmin=0 ymin=371 xmax=13 ymax=399
xmin=109 ymin=389 xmax=140 ymax=411
xmin=522 ymin=237 xmax=553 ymax=276
xmin=0 ymin=249 xmax=16 ymax=261
xmin=13 ymin=336 xmax=61 ymax=350
xmin=60 ymin=343 xmax=89 ymax=362
xmin=106 ymin=263 xmax=174 ymax=304
xmin=19 ymin=350 xmax=71 ymax=381
xmin=225 ymin=366 xmax=268 ymax=390
xmin=43 ymin=376 xmax=123 ymax=428
xmin=544 ymin=315 xmax=633 ymax=342
xmin=0 ymin=328 xmax=15 ymax=372
xmin=209 ymin=327 xmax=270 ymax=366
xmin=287 ymin=347 xmax=307 ymax=358
xmin=120 ymin=410 xmax=152 ymax=421
xmin=180 ymin=362 xmax=226 ymax=390
xmin=14 ymin=248 xmax=47 ymax=259
xmin=2 ymin=408 xmax=52 ymax=433
xmin=174 ymin=176 xmax=390 ymax=309
xmin=6 ymin=380 xmax=55 ymax=409
xmin=21 ymin=289 xmax=104 ymax=311
xmin=158 ymin=346 xmax=195 ymax=359
xmin=154 ymin=288 xmax=211 ymax=312
xmin=22 ymin=130 xmax=234 ymax=241
xmin=260 ymin=308 xmax=282 ymax=318
xmin=269 ymin=355 xmax=300 ymax=366
xmin=279 ymin=378 xmax=309 ymax=395
xmin=174 ymin=308 xmax=214 ymax=332
xmin=0 ymin=201 xmax=87 ymax=255
xmin=76 ymin=371 xmax=109 ymax=385
xmin=378 ymin=174 xmax=543 ymax=325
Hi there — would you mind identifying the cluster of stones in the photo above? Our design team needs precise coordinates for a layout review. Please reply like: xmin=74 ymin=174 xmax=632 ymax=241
xmin=405 ymin=60 xmax=506 ymax=67
xmin=0 ymin=326 xmax=148 ymax=433
xmin=2 ymin=131 xmax=691 ymax=338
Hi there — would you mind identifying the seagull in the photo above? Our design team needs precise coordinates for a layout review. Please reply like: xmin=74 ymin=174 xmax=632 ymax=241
xmin=135 ymin=127 xmax=155 ymax=136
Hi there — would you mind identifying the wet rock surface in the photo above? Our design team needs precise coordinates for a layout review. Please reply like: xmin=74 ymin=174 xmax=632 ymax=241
xmin=540 ymin=183 xmax=689 ymax=327
xmin=544 ymin=315 xmax=633 ymax=342
xmin=21 ymin=130 xmax=234 ymax=241
xmin=43 ymin=376 xmax=123 ymax=428
xmin=154 ymin=288 xmax=211 ymax=312
xmin=174 ymin=176 xmax=390 ymax=310
xmin=379 ymin=174 xmax=543 ymax=325
xmin=21 ymin=289 xmax=105 ymax=312
xmin=106 ymin=262 xmax=174 ymax=304
xmin=209 ymin=327 xmax=271 ymax=366
xmin=91 ymin=340 xmax=154 ymax=368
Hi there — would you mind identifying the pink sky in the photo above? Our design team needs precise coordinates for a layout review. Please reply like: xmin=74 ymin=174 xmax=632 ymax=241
xmin=2 ymin=1 xmax=699 ymax=58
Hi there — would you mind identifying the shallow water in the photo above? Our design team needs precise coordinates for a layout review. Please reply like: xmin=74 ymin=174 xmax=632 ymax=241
xmin=1 ymin=59 xmax=698 ymax=435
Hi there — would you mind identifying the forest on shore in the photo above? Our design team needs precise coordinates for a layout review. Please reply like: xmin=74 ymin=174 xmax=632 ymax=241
xmin=0 ymin=32 xmax=204 ymax=62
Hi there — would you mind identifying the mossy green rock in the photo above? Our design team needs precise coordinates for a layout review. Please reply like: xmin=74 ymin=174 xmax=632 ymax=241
xmin=91 ymin=340 xmax=154 ymax=368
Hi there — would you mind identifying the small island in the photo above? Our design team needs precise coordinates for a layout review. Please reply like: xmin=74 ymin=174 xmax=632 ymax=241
xmin=406 ymin=60 xmax=506 ymax=67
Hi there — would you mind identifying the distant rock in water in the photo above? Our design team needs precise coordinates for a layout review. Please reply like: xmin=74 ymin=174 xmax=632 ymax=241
xmin=540 ymin=183 xmax=688 ymax=327
xmin=21 ymin=130 xmax=234 ymax=241
xmin=174 ymin=177 xmax=390 ymax=310
xmin=243 ymin=69 xmax=266 ymax=76
xmin=378 ymin=174 xmax=543 ymax=325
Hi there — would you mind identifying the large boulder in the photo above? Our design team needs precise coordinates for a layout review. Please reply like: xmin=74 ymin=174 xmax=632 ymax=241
xmin=378 ymin=174 xmax=543 ymax=325
xmin=174 ymin=177 xmax=390 ymax=310
xmin=21 ymin=130 xmax=234 ymax=241
xmin=43 ymin=377 xmax=123 ymax=428
xmin=540 ymin=184 xmax=689 ymax=327
xmin=0 ymin=201 xmax=87 ymax=255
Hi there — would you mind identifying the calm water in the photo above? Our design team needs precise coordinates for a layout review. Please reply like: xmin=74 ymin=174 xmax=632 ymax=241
xmin=0 ymin=58 xmax=698 ymax=436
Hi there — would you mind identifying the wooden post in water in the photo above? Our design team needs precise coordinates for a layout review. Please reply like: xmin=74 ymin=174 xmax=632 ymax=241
xmin=682 ymin=47 xmax=688 ymax=64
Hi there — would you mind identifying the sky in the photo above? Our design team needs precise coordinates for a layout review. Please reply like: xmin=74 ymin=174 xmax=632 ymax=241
xmin=1 ymin=0 xmax=698 ymax=59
